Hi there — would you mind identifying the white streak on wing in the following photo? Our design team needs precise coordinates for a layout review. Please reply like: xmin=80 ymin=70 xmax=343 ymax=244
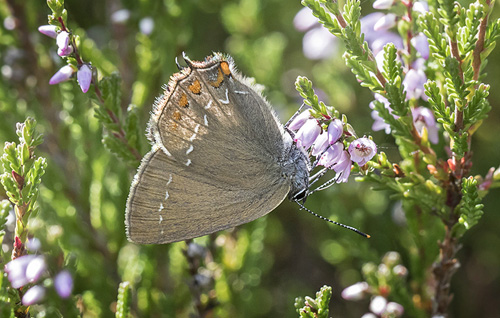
xmin=186 ymin=145 xmax=194 ymax=155
xmin=185 ymin=159 xmax=192 ymax=166
xmin=189 ymin=133 xmax=197 ymax=142
xmin=194 ymin=124 xmax=200 ymax=133
xmin=166 ymin=174 xmax=173 ymax=186
xmin=204 ymin=114 xmax=208 ymax=126
xmin=159 ymin=203 xmax=164 ymax=212
xmin=205 ymin=100 xmax=212 ymax=109
xmin=159 ymin=215 xmax=163 ymax=224
xmin=234 ymin=90 xmax=248 ymax=95
xmin=165 ymin=191 xmax=169 ymax=200
xmin=219 ymin=88 xmax=229 ymax=104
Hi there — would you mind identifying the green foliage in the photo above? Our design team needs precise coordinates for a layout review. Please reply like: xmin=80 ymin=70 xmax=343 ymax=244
xmin=453 ymin=177 xmax=484 ymax=236
xmin=116 ymin=281 xmax=132 ymax=318
xmin=294 ymin=285 xmax=332 ymax=318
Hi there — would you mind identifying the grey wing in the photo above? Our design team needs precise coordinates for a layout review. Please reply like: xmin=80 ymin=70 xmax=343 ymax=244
xmin=126 ymin=147 xmax=290 ymax=244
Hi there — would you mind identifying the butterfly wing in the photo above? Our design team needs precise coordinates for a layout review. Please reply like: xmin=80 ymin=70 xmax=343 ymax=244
xmin=126 ymin=54 xmax=292 ymax=244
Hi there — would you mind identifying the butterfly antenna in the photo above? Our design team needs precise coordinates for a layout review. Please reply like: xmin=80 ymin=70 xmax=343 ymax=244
xmin=285 ymin=103 xmax=308 ymax=128
xmin=294 ymin=200 xmax=370 ymax=238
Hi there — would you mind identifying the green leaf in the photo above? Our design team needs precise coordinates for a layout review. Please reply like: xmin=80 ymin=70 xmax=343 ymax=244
xmin=116 ymin=281 xmax=132 ymax=318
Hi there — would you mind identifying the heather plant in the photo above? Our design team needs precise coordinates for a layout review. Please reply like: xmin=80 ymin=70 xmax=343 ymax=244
xmin=0 ymin=0 xmax=499 ymax=317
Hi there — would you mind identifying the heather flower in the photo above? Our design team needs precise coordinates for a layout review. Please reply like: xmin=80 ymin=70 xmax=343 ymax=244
xmin=288 ymin=110 xmax=311 ymax=130
xmin=26 ymin=237 xmax=41 ymax=252
xmin=22 ymin=285 xmax=46 ymax=306
xmin=294 ymin=7 xmax=338 ymax=60
xmin=341 ymin=281 xmax=369 ymax=300
xmin=327 ymin=119 xmax=343 ymax=144
xmin=25 ymin=256 xmax=47 ymax=283
xmin=4 ymin=255 xmax=37 ymax=288
xmin=139 ymin=17 xmax=155 ymax=35
xmin=361 ymin=13 xmax=385 ymax=43
xmin=403 ymin=69 xmax=427 ymax=100
xmin=413 ymin=1 xmax=429 ymax=13
xmin=77 ymin=64 xmax=92 ymax=93
xmin=318 ymin=142 xmax=343 ymax=167
xmin=361 ymin=314 xmax=377 ymax=318
xmin=412 ymin=106 xmax=439 ymax=144
xmin=38 ymin=25 xmax=57 ymax=38
xmin=370 ymin=295 xmax=388 ymax=315
xmin=333 ymin=150 xmax=352 ymax=182
xmin=311 ymin=132 xmax=329 ymax=156
xmin=411 ymin=33 xmax=430 ymax=59
xmin=111 ymin=9 xmax=131 ymax=24
xmin=294 ymin=119 xmax=321 ymax=149
xmin=374 ymin=13 xmax=397 ymax=31
xmin=54 ymin=270 xmax=73 ymax=299
xmin=56 ymin=31 xmax=72 ymax=56
xmin=49 ymin=65 xmax=75 ymax=85
xmin=371 ymin=32 xmax=404 ymax=55
xmin=348 ymin=138 xmax=377 ymax=166
xmin=373 ymin=0 xmax=394 ymax=9
xmin=385 ymin=302 xmax=404 ymax=316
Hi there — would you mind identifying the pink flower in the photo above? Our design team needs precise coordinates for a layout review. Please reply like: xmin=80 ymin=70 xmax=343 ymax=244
xmin=22 ymin=285 xmax=46 ymax=306
xmin=25 ymin=256 xmax=47 ymax=283
xmin=411 ymin=33 xmax=430 ymax=59
xmin=334 ymin=150 xmax=352 ymax=182
xmin=370 ymin=296 xmax=388 ymax=315
xmin=369 ymin=94 xmax=395 ymax=134
xmin=294 ymin=119 xmax=321 ymax=149
xmin=77 ymin=64 xmax=92 ymax=93
xmin=341 ymin=282 xmax=369 ymax=300
xmin=49 ymin=65 xmax=75 ymax=85
xmin=374 ymin=13 xmax=397 ymax=31
xmin=348 ymin=138 xmax=377 ymax=166
xmin=403 ymin=69 xmax=427 ymax=100
xmin=412 ymin=107 xmax=438 ymax=144
xmin=288 ymin=110 xmax=311 ymax=131
xmin=311 ymin=132 xmax=329 ymax=156
xmin=56 ymin=31 xmax=72 ymax=56
xmin=4 ymin=255 xmax=36 ymax=288
xmin=54 ymin=270 xmax=73 ymax=299
xmin=327 ymin=119 xmax=343 ymax=144
xmin=318 ymin=142 xmax=343 ymax=167
xmin=38 ymin=25 xmax=57 ymax=38
xmin=373 ymin=0 xmax=394 ymax=9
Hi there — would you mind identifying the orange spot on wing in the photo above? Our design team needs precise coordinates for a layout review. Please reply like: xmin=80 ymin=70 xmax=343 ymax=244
xmin=173 ymin=111 xmax=182 ymax=120
xmin=188 ymin=79 xmax=202 ymax=94
xmin=220 ymin=61 xmax=231 ymax=76
xmin=179 ymin=93 xmax=189 ymax=107
xmin=209 ymin=68 xmax=224 ymax=88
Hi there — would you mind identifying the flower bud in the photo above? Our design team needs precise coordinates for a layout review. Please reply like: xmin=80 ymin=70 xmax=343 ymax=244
xmin=38 ymin=25 xmax=57 ymax=38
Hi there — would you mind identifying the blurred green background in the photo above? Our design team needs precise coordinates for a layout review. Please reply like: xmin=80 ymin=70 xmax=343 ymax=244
xmin=0 ymin=0 xmax=499 ymax=317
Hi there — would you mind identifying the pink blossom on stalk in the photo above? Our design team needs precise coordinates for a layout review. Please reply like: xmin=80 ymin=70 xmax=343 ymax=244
xmin=369 ymin=94 xmax=397 ymax=134
xmin=77 ymin=64 xmax=92 ymax=93
xmin=385 ymin=302 xmax=404 ymax=316
xmin=311 ymin=132 xmax=329 ymax=156
xmin=38 ymin=25 xmax=57 ymax=38
xmin=4 ymin=255 xmax=37 ymax=288
xmin=293 ymin=7 xmax=318 ymax=32
xmin=374 ymin=13 xmax=397 ymax=31
xmin=288 ymin=110 xmax=311 ymax=131
xmin=411 ymin=33 xmax=430 ymax=59
xmin=370 ymin=296 xmax=388 ymax=315
xmin=349 ymin=138 xmax=377 ymax=166
xmin=318 ymin=142 xmax=343 ymax=167
xmin=294 ymin=119 xmax=321 ymax=149
xmin=49 ymin=65 xmax=75 ymax=85
xmin=371 ymin=32 xmax=404 ymax=55
xmin=412 ymin=106 xmax=439 ymax=144
xmin=56 ymin=31 xmax=72 ymax=56
xmin=413 ymin=1 xmax=429 ymax=13
xmin=327 ymin=119 xmax=343 ymax=144
xmin=341 ymin=281 xmax=369 ymax=300
xmin=373 ymin=0 xmax=394 ymax=9
xmin=22 ymin=285 xmax=46 ymax=306
xmin=361 ymin=13 xmax=385 ymax=43
xmin=26 ymin=256 xmax=47 ymax=283
xmin=403 ymin=69 xmax=427 ymax=100
xmin=54 ymin=270 xmax=73 ymax=298
xmin=333 ymin=150 xmax=352 ymax=182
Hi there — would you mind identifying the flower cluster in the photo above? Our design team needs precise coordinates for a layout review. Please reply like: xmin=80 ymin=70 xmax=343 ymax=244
xmin=289 ymin=109 xmax=377 ymax=183
xmin=361 ymin=0 xmax=438 ymax=144
xmin=341 ymin=252 xmax=407 ymax=318
xmin=38 ymin=24 xmax=92 ymax=93
xmin=4 ymin=245 xmax=74 ymax=306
